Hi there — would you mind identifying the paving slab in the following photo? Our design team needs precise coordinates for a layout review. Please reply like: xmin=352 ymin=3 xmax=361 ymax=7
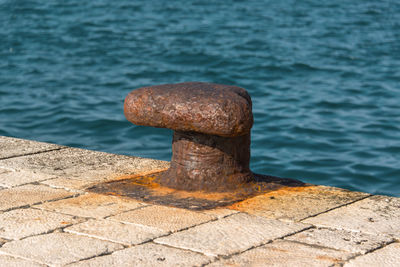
xmin=155 ymin=212 xmax=310 ymax=257
xmin=108 ymin=205 xmax=215 ymax=233
xmin=286 ymin=227 xmax=394 ymax=254
xmin=40 ymin=177 xmax=98 ymax=192
xmin=35 ymin=193 xmax=145 ymax=219
xmin=0 ymin=232 xmax=124 ymax=266
xmin=0 ymin=146 xmax=169 ymax=183
xmin=1 ymin=136 xmax=399 ymax=266
xmin=344 ymin=242 xmax=400 ymax=267
xmin=65 ymin=219 xmax=166 ymax=246
xmin=209 ymin=240 xmax=351 ymax=267
xmin=0 ymin=254 xmax=46 ymax=267
xmin=200 ymin=208 xmax=238 ymax=219
xmin=0 ymin=169 xmax=56 ymax=188
xmin=229 ymin=185 xmax=370 ymax=221
xmin=0 ymin=208 xmax=82 ymax=240
xmin=0 ymin=184 xmax=74 ymax=212
xmin=303 ymin=195 xmax=400 ymax=238
xmin=69 ymin=242 xmax=212 ymax=267
xmin=0 ymin=136 xmax=63 ymax=159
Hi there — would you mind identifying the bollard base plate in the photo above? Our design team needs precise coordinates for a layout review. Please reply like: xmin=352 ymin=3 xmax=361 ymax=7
xmin=87 ymin=171 xmax=306 ymax=210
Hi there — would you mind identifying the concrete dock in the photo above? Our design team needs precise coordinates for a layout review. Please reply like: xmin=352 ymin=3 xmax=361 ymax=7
xmin=0 ymin=135 xmax=399 ymax=266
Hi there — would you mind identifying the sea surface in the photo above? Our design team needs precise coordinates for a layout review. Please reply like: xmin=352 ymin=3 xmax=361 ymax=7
xmin=1 ymin=0 xmax=399 ymax=196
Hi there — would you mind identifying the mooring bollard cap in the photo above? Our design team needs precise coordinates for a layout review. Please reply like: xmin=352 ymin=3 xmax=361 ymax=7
xmin=124 ymin=82 xmax=253 ymax=137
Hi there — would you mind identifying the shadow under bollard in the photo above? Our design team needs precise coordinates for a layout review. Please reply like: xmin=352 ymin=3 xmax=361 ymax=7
xmin=87 ymin=171 xmax=307 ymax=210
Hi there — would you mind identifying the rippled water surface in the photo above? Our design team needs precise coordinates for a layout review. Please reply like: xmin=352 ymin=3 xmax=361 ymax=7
xmin=1 ymin=0 xmax=399 ymax=196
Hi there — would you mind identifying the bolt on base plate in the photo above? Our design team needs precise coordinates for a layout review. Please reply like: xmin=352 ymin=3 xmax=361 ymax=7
xmin=87 ymin=171 xmax=307 ymax=210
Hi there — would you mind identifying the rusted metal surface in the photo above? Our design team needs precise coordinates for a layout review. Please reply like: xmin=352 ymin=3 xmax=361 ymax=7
xmin=124 ymin=82 xmax=253 ymax=137
xmin=87 ymin=171 xmax=306 ymax=210
xmin=124 ymin=82 xmax=256 ymax=192
xmin=160 ymin=131 xmax=252 ymax=191
xmin=97 ymin=81 xmax=309 ymax=209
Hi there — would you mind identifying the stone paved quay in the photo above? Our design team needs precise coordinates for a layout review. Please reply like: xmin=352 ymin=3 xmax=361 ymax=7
xmin=0 ymin=135 xmax=399 ymax=266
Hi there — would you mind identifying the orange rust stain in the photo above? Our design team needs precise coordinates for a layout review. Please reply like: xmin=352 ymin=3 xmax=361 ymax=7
xmin=156 ymin=178 xmax=285 ymax=202
xmin=87 ymin=170 xmax=309 ymax=210
xmin=55 ymin=192 xmax=135 ymax=206
xmin=111 ymin=174 xmax=243 ymax=202
xmin=61 ymin=194 xmax=109 ymax=206
xmin=265 ymin=185 xmax=317 ymax=195
xmin=228 ymin=185 xmax=317 ymax=211
xmin=149 ymin=187 xmax=237 ymax=201
xmin=101 ymin=172 xmax=261 ymax=202
xmin=108 ymin=168 xmax=169 ymax=182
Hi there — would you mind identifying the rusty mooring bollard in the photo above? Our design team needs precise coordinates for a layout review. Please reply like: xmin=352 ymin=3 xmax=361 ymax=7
xmin=124 ymin=82 xmax=254 ymax=192
xmin=88 ymin=82 xmax=304 ymax=210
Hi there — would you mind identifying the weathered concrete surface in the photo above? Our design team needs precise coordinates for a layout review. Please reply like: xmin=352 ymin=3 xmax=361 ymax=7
xmin=0 ymin=208 xmax=82 ymax=240
xmin=155 ymin=213 xmax=310 ymax=257
xmin=108 ymin=205 xmax=216 ymax=233
xmin=229 ymin=185 xmax=370 ymax=221
xmin=344 ymin=242 xmax=400 ymax=267
xmin=40 ymin=177 xmax=98 ymax=192
xmin=303 ymin=195 xmax=400 ymax=238
xmin=0 ymin=232 xmax=123 ymax=266
xmin=35 ymin=193 xmax=145 ymax=219
xmin=0 ymin=169 xmax=56 ymax=188
xmin=0 ymin=167 xmax=8 ymax=174
xmin=0 ymin=184 xmax=74 ymax=212
xmin=70 ymin=243 xmax=212 ymax=267
xmin=209 ymin=240 xmax=352 ymax=267
xmin=0 ymin=145 xmax=169 ymax=182
xmin=0 ymin=254 xmax=46 ymax=267
xmin=200 ymin=207 xmax=238 ymax=218
xmin=0 ymin=136 xmax=63 ymax=160
xmin=0 ymin=136 xmax=399 ymax=266
xmin=65 ymin=219 xmax=166 ymax=246
xmin=286 ymin=227 xmax=394 ymax=254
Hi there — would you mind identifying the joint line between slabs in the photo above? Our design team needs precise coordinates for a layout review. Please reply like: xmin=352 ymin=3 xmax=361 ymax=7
xmin=102 ymin=204 xmax=151 ymax=220
xmin=55 ymin=208 xmax=231 ymax=253
xmin=299 ymin=194 xmax=373 ymax=222
xmin=342 ymin=239 xmax=399 ymax=264
xmin=0 ymin=147 xmax=67 ymax=161
xmin=202 ymin=223 xmax=314 ymax=265
xmin=1 ymin=192 xmax=82 ymax=213
xmin=0 ymin=177 xmax=78 ymax=191
xmin=9 ymin=219 xmax=90 ymax=242
xmin=0 ymin=250 xmax=49 ymax=266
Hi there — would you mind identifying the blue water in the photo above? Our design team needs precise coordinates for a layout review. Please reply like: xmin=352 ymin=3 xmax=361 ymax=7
xmin=1 ymin=0 xmax=399 ymax=196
